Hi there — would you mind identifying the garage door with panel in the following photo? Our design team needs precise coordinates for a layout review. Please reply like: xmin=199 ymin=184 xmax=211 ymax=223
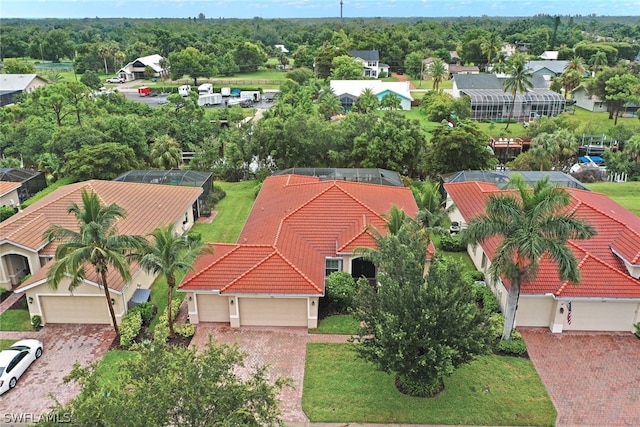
xmin=239 ymin=298 xmax=307 ymax=327
xmin=40 ymin=296 xmax=110 ymax=324
xmin=566 ymin=301 xmax=637 ymax=331
xmin=196 ymin=294 xmax=230 ymax=322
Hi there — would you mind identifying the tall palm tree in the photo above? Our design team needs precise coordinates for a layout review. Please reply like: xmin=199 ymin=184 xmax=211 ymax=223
xmin=589 ymin=51 xmax=608 ymax=76
xmin=463 ymin=176 xmax=596 ymax=340
xmin=502 ymin=55 xmax=533 ymax=130
xmin=481 ymin=32 xmax=502 ymax=69
xmin=44 ymin=190 xmax=145 ymax=335
xmin=427 ymin=58 xmax=447 ymax=91
xmin=564 ymin=56 xmax=586 ymax=76
xmin=411 ymin=180 xmax=452 ymax=233
xmin=136 ymin=225 xmax=210 ymax=337
xmin=150 ymin=135 xmax=182 ymax=170
xmin=317 ymin=90 xmax=343 ymax=120
xmin=559 ymin=69 xmax=582 ymax=99
xmin=353 ymin=88 xmax=379 ymax=113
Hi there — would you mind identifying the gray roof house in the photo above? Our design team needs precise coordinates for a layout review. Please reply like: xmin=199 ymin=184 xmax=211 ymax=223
xmin=347 ymin=50 xmax=382 ymax=78
xmin=525 ymin=60 xmax=572 ymax=78
xmin=451 ymin=74 xmax=565 ymax=122
xmin=0 ymin=74 xmax=48 ymax=107
xmin=117 ymin=54 xmax=168 ymax=81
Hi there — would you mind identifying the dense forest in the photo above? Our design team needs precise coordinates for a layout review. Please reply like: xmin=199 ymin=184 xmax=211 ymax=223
xmin=1 ymin=15 xmax=639 ymax=188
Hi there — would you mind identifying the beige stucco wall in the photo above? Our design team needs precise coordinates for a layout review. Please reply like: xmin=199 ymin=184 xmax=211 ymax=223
xmin=25 ymin=77 xmax=48 ymax=93
xmin=171 ymin=207 xmax=195 ymax=236
xmin=515 ymin=295 xmax=555 ymax=327
xmin=0 ymin=189 xmax=20 ymax=208
xmin=192 ymin=293 xmax=231 ymax=323
xmin=561 ymin=300 xmax=639 ymax=332
xmin=0 ymin=243 xmax=40 ymax=289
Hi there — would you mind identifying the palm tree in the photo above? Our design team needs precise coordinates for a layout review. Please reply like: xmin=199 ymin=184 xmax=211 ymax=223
xmin=44 ymin=190 xmax=145 ymax=335
xmin=589 ymin=51 xmax=608 ymax=76
xmin=481 ymin=32 xmax=502 ymax=69
xmin=353 ymin=88 xmax=379 ymax=113
xmin=463 ymin=176 xmax=596 ymax=340
xmin=502 ymin=55 xmax=533 ymax=130
xmin=380 ymin=93 xmax=402 ymax=111
xmin=426 ymin=58 xmax=447 ymax=91
xmin=564 ymin=56 xmax=586 ymax=76
xmin=136 ymin=225 xmax=210 ymax=337
xmin=317 ymin=90 xmax=343 ymax=120
xmin=559 ymin=69 xmax=582 ymax=99
xmin=150 ymin=135 xmax=182 ymax=170
xmin=411 ymin=180 xmax=452 ymax=233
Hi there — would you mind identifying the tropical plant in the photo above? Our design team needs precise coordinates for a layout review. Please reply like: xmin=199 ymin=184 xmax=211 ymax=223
xmin=502 ymin=54 xmax=533 ymax=130
xmin=411 ymin=180 xmax=451 ymax=233
xmin=462 ymin=176 xmax=597 ymax=340
xmin=44 ymin=189 xmax=145 ymax=335
xmin=589 ymin=51 xmax=608 ymax=75
xmin=426 ymin=58 xmax=447 ymax=91
xmin=564 ymin=56 xmax=586 ymax=76
xmin=150 ymin=135 xmax=182 ymax=170
xmin=317 ymin=89 xmax=343 ymax=120
xmin=481 ymin=32 xmax=502 ymax=68
xmin=379 ymin=93 xmax=401 ymax=110
xmin=135 ymin=225 xmax=210 ymax=337
xmin=559 ymin=70 xmax=582 ymax=99
xmin=353 ymin=88 xmax=379 ymax=113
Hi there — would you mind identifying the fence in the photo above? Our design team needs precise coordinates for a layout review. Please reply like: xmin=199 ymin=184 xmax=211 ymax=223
xmin=34 ymin=62 xmax=74 ymax=72
xmin=607 ymin=172 xmax=628 ymax=183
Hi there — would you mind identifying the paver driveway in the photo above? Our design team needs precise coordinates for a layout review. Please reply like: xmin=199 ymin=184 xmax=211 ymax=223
xmin=521 ymin=328 xmax=640 ymax=427
xmin=191 ymin=324 xmax=349 ymax=422
xmin=0 ymin=324 xmax=115 ymax=420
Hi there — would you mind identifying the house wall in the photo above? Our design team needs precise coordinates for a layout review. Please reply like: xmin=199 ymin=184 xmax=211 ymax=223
xmin=0 ymin=189 xmax=20 ymax=208
xmin=573 ymin=88 xmax=607 ymax=112
xmin=25 ymin=77 xmax=48 ymax=93
xmin=0 ymin=243 xmax=40 ymax=289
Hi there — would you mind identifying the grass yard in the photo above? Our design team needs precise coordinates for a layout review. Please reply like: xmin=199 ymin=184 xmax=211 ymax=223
xmin=568 ymin=107 xmax=640 ymax=134
xmin=190 ymin=180 xmax=258 ymax=243
xmin=94 ymin=350 xmax=138 ymax=385
xmin=21 ymin=176 xmax=76 ymax=208
xmin=148 ymin=271 xmax=187 ymax=332
xmin=0 ymin=309 xmax=33 ymax=331
xmin=587 ymin=181 xmax=640 ymax=216
xmin=309 ymin=314 xmax=359 ymax=335
xmin=303 ymin=343 xmax=556 ymax=426
xmin=0 ymin=339 xmax=17 ymax=350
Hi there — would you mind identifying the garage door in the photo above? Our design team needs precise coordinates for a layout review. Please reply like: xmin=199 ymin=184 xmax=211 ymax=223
xmin=239 ymin=298 xmax=307 ymax=327
xmin=566 ymin=301 xmax=638 ymax=331
xmin=40 ymin=296 xmax=111 ymax=324
xmin=196 ymin=294 xmax=230 ymax=322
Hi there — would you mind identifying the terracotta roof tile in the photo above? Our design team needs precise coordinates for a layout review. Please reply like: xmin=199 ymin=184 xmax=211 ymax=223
xmin=445 ymin=181 xmax=640 ymax=299
xmin=181 ymin=175 xmax=419 ymax=295
xmin=0 ymin=182 xmax=21 ymax=198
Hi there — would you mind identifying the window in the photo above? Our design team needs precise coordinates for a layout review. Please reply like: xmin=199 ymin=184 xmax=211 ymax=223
xmin=325 ymin=258 xmax=343 ymax=277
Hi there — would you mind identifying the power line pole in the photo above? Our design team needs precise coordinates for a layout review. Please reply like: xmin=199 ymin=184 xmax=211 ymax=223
xmin=340 ymin=0 xmax=344 ymax=23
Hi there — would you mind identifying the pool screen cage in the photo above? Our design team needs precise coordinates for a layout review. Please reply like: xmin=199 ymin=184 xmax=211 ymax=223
xmin=463 ymin=89 xmax=566 ymax=122
xmin=274 ymin=168 xmax=404 ymax=187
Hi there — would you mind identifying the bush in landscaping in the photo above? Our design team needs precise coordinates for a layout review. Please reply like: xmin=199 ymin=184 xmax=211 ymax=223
xmin=207 ymin=185 xmax=227 ymax=209
xmin=634 ymin=322 xmax=640 ymax=338
xmin=153 ymin=303 xmax=188 ymax=343
xmin=0 ymin=206 xmax=16 ymax=222
xmin=30 ymin=315 xmax=42 ymax=329
xmin=326 ymin=272 xmax=357 ymax=313
xmin=496 ymin=337 xmax=528 ymax=356
xmin=120 ymin=311 xmax=143 ymax=349
xmin=438 ymin=234 xmax=466 ymax=252
xmin=473 ymin=283 xmax=501 ymax=314
xmin=463 ymin=270 xmax=485 ymax=283
xmin=129 ymin=302 xmax=155 ymax=325
xmin=175 ymin=323 xmax=195 ymax=338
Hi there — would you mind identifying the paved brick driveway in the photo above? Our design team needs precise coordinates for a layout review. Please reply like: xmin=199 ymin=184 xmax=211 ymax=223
xmin=0 ymin=324 xmax=115 ymax=419
xmin=190 ymin=324 xmax=349 ymax=422
xmin=521 ymin=328 xmax=640 ymax=427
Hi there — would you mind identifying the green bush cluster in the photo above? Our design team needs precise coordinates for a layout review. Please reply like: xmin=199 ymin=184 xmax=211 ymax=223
xmin=326 ymin=272 xmax=357 ymax=313
xmin=0 ymin=206 xmax=16 ymax=222
xmin=473 ymin=284 xmax=500 ymax=314
xmin=463 ymin=270 xmax=485 ymax=283
xmin=130 ymin=302 xmax=155 ymax=324
xmin=634 ymin=322 xmax=640 ymax=338
xmin=120 ymin=311 xmax=143 ymax=349
xmin=207 ymin=185 xmax=227 ymax=208
xmin=438 ymin=234 xmax=466 ymax=252
xmin=153 ymin=303 xmax=193 ymax=342
xmin=30 ymin=315 xmax=42 ymax=329
xmin=489 ymin=312 xmax=528 ymax=356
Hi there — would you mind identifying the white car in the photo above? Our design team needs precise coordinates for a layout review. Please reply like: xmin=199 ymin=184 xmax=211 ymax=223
xmin=0 ymin=339 xmax=43 ymax=395
xmin=106 ymin=76 xmax=125 ymax=83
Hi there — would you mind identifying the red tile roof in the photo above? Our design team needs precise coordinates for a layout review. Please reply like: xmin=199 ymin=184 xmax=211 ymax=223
xmin=0 ymin=181 xmax=20 ymax=198
xmin=7 ymin=180 xmax=202 ymax=292
xmin=180 ymin=175 xmax=419 ymax=295
xmin=445 ymin=181 xmax=640 ymax=299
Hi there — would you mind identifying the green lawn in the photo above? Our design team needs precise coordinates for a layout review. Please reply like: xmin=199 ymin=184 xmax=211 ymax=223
xmin=148 ymin=271 xmax=187 ymax=332
xmin=94 ymin=350 xmax=138 ymax=385
xmin=569 ymin=107 xmax=640 ymax=134
xmin=309 ymin=314 xmax=359 ymax=335
xmin=190 ymin=180 xmax=258 ymax=243
xmin=587 ymin=181 xmax=640 ymax=216
xmin=303 ymin=343 xmax=556 ymax=426
xmin=0 ymin=339 xmax=17 ymax=350
xmin=0 ymin=309 xmax=33 ymax=331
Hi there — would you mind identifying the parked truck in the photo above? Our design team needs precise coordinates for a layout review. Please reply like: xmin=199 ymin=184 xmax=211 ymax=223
xmin=198 ymin=93 xmax=223 ymax=107
xmin=198 ymin=83 xmax=214 ymax=95
xmin=178 ymin=85 xmax=191 ymax=97
xmin=240 ymin=91 xmax=261 ymax=102
xmin=221 ymin=87 xmax=231 ymax=97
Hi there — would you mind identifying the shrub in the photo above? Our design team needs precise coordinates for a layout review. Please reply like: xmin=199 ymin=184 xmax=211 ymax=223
xmin=187 ymin=231 xmax=202 ymax=243
xmin=175 ymin=323 xmax=195 ymax=338
xmin=129 ymin=302 xmax=155 ymax=325
xmin=30 ymin=315 xmax=42 ymax=330
xmin=254 ymin=167 xmax=272 ymax=182
xmin=474 ymin=284 xmax=501 ymax=314
xmin=207 ymin=185 xmax=227 ymax=209
xmin=120 ymin=311 xmax=143 ymax=349
xmin=438 ymin=234 xmax=466 ymax=252
xmin=326 ymin=272 xmax=357 ymax=313
xmin=634 ymin=322 xmax=640 ymax=338
xmin=153 ymin=303 xmax=182 ymax=343
xmin=463 ymin=270 xmax=485 ymax=283
xmin=0 ymin=206 xmax=16 ymax=222
xmin=496 ymin=337 xmax=528 ymax=356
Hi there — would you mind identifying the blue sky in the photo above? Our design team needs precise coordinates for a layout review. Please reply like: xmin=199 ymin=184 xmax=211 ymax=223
xmin=2 ymin=0 xmax=639 ymax=19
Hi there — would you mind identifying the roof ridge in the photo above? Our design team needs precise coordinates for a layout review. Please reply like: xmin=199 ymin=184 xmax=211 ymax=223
xmin=220 ymin=248 xmax=278 ymax=292
xmin=334 ymin=182 xmax=388 ymax=222
xmin=5 ymin=212 xmax=46 ymax=244
xmin=338 ymin=220 xmax=373 ymax=252
xmin=273 ymin=247 xmax=323 ymax=293
xmin=179 ymin=243 xmax=239 ymax=288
